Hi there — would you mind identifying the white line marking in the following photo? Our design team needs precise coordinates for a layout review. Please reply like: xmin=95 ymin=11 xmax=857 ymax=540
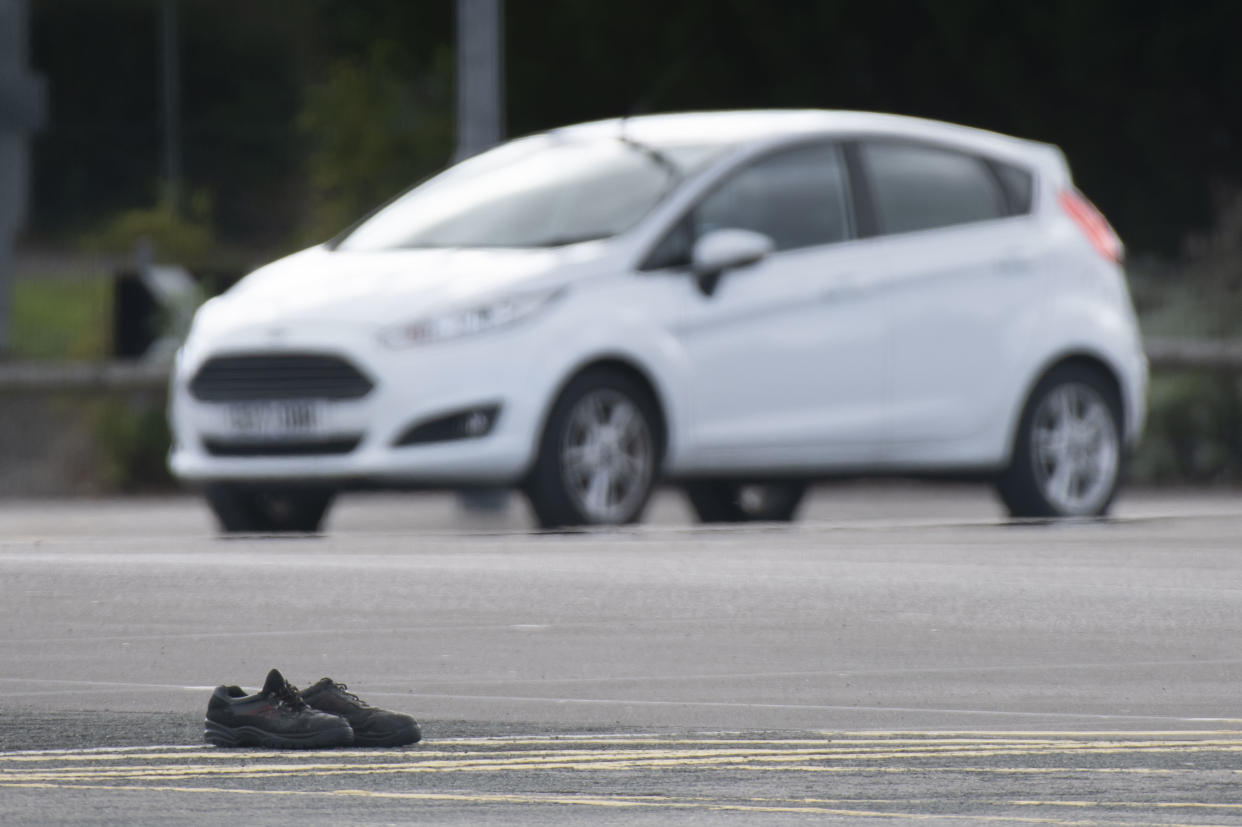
xmin=0 ymin=679 xmax=215 ymax=692
xmin=2 ymin=678 xmax=1239 ymax=724
xmin=8 ymin=653 xmax=1242 ymax=692
xmin=372 ymin=692 xmax=1242 ymax=723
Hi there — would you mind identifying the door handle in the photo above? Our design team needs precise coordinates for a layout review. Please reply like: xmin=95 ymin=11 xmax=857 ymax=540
xmin=997 ymin=252 xmax=1035 ymax=274
xmin=820 ymin=274 xmax=859 ymax=301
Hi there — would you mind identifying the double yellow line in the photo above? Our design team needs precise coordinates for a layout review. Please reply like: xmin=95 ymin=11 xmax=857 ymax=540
xmin=5 ymin=732 xmax=1242 ymax=824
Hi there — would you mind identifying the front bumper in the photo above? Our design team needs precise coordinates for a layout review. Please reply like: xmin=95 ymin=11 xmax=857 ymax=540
xmin=168 ymin=322 xmax=549 ymax=488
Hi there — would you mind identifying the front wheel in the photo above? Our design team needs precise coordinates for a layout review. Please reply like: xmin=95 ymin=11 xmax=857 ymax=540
xmin=997 ymin=365 xmax=1123 ymax=518
xmin=682 ymin=481 xmax=807 ymax=523
xmin=205 ymin=485 xmax=335 ymax=534
xmin=525 ymin=370 xmax=661 ymax=529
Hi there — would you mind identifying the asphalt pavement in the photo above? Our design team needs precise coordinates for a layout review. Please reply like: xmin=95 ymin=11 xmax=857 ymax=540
xmin=3 ymin=483 xmax=1242 ymax=824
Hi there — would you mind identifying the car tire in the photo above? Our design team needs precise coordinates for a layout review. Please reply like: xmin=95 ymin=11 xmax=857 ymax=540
xmin=683 ymin=481 xmax=807 ymax=523
xmin=525 ymin=369 xmax=661 ymax=529
xmin=996 ymin=365 xmax=1123 ymax=519
xmin=205 ymin=485 xmax=335 ymax=534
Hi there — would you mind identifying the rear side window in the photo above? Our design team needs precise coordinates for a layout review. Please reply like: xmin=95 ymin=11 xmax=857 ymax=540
xmin=696 ymin=142 xmax=853 ymax=251
xmin=990 ymin=160 xmax=1034 ymax=215
xmin=859 ymin=141 xmax=1009 ymax=235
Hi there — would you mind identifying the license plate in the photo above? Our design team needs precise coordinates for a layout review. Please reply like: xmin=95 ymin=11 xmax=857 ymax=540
xmin=226 ymin=401 xmax=322 ymax=437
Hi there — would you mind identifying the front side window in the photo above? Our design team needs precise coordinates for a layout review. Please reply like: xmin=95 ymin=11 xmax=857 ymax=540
xmin=860 ymin=141 xmax=1009 ymax=235
xmin=337 ymin=136 xmax=719 ymax=250
xmin=695 ymin=142 xmax=853 ymax=251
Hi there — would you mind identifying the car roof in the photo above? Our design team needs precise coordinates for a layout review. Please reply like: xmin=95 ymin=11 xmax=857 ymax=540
xmin=554 ymin=109 xmax=1064 ymax=173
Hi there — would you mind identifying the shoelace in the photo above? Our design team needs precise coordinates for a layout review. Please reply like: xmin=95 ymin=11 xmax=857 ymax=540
xmin=269 ymin=680 xmax=308 ymax=712
xmin=326 ymin=680 xmax=369 ymax=708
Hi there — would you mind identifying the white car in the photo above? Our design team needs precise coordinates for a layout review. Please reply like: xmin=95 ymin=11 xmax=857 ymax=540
xmin=168 ymin=109 xmax=1147 ymax=532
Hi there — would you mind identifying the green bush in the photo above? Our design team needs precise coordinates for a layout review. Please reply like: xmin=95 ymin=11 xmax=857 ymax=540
xmin=1125 ymin=189 xmax=1242 ymax=485
xmin=297 ymin=40 xmax=453 ymax=241
xmin=1130 ymin=373 xmax=1242 ymax=485
xmin=82 ymin=192 xmax=216 ymax=267
xmin=91 ymin=396 xmax=175 ymax=492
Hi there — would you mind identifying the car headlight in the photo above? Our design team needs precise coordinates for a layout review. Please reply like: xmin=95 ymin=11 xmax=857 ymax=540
xmin=378 ymin=287 xmax=565 ymax=348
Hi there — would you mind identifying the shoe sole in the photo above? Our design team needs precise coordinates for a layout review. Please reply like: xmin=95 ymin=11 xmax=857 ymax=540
xmin=204 ymin=720 xmax=353 ymax=749
xmin=351 ymin=721 xmax=421 ymax=747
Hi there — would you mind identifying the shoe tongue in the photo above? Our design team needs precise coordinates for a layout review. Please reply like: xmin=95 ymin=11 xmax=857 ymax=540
xmin=261 ymin=668 xmax=289 ymax=696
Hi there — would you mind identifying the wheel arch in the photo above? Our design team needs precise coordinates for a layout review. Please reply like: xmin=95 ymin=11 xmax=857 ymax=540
xmin=1006 ymin=350 xmax=1125 ymax=464
xmin=533 ymin=355 xmax=671 ymax=470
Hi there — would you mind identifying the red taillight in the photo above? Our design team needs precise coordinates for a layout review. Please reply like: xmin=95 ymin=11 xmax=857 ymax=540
xmin=1060 ymin=189 xmax=1123 ymax=263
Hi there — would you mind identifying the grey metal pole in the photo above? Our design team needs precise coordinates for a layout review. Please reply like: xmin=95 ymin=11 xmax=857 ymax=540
xmin=454 ymin=0 xmax=509 ymax=512
xmin=0 ymin=0 xmax=46 ymax=355
xmin=454 ymin=0 xmax=504 ymax=162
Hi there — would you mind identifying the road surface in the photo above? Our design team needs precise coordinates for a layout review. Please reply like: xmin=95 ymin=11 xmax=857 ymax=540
xmin=2 ymin=483 xmax=1242 ymax=824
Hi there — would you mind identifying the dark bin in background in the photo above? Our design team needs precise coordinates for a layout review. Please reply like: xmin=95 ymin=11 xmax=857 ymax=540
xmin=112 ymin=267 xmax=242 ymax=359
xmin=112 ymin=269 xmax=161 ymax=359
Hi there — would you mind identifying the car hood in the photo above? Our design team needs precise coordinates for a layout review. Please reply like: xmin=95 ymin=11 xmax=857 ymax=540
xmin=200 ymin=243 xmax=609 ymax=332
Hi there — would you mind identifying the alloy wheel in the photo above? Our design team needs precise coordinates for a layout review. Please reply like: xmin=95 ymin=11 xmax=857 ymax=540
xmin=559 ymin=388 xmax=655 ymax=523
xmin=1029 ymin=383 xmax=1119 ymax=516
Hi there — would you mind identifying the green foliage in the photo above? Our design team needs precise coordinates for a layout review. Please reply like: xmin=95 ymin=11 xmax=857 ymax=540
xmin=82 ymin=192 xmax=216 ymax=267
xmin=91 ymin=396 xmax=174 ymax=493
xmin=1131 ymin=192 xmax=1242 ymax=339
xmin=297 ymin=40 xmax=453 ymax=241
xmin=11 ymin=275 xmax=112 ymax=360
xmin=1132 ymin=373 xmax=1242 ymax=485
xmin=1129 ymin=189 xmax=1242 ymax=485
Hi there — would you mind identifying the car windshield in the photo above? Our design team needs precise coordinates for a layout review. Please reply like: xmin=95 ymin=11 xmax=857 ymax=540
xmin=336 ymin=135 xmax=720 ymax=250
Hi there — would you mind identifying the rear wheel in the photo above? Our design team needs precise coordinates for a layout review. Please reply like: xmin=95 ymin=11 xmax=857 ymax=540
xmin=205 ymin=485 xmax=335 ymax=534
xmin=683 ymin=481 xmax=807 ymax=523
xmin=525 ymin=369 xmax=660 ymax=529
xmin=997 ymin=365 xmax=1122 ymax=518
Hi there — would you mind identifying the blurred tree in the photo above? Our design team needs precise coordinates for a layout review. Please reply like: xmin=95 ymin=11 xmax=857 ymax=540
xmin=174 ymin=0 xmax=311 ymax=245
xmin=81 ymin=190 xmax=214 ymax=266
xmin=29 ymin=0 xmax=158 ymax=239
xmin=297 ymin=40 xmax=453 ymax=242
xmin=30 ymin=0 xmax=312 ymax=248
xmin=23 ymin=0 xmax=1242 ymax=259
xmin=504 ymin=0 xmax=1242 ymax=254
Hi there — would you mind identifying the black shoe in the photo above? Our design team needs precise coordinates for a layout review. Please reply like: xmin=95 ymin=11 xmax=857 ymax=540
xmin=204 ymin=668 xmax=354 ymax=749
xmin=300 ymin=677 xmax=421 ymax=747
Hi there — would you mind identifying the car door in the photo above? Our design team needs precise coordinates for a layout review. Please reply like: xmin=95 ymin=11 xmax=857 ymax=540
xmin=850 ymin=138 xmax=1046 ymax=448
xmin=651 ymin=141 xmax=890 ymax=472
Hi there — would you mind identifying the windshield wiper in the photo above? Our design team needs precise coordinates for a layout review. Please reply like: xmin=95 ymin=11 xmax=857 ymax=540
xmin=617 ymin=133 xmax=682 ymax=184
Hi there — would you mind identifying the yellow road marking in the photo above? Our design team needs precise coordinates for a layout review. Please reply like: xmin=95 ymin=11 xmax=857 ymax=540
xmin=7 ymin=736 xmax=1242 ymax=759
xmin=7 ymin=742 xmax=1242 ymax=779
xmin=5 ymin=730 xmax=1242 ymax=826
xmin=3 ymin=781 xmax=1237 ymax=826
xmin=5 ymin=730 xmax=1242 ymax=762
xmin=6 ymin=739 xmax=1242 ymax=776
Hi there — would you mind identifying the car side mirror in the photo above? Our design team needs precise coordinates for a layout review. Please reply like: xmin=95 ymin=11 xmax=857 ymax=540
xmin=691 ymin=229 xmax=774 ymax=296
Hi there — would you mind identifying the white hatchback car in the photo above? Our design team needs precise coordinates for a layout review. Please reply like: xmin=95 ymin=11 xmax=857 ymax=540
xmin=169 ymin=110 xmax=1147 ymax=532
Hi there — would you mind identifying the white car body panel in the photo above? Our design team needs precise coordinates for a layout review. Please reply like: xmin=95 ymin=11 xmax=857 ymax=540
xmin=667 ymin=239 xmax=890 ymax=471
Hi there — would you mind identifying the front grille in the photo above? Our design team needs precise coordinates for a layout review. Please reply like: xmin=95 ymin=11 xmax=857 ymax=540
xmin=189 ymin=353 xmax=374 ymax=402
xmin=203 ymin=437 xmax=362 ymax=457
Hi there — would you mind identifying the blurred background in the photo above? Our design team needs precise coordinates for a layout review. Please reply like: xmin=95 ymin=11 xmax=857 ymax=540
xmin=2 ymin=0 xmax=1240 ymax=496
